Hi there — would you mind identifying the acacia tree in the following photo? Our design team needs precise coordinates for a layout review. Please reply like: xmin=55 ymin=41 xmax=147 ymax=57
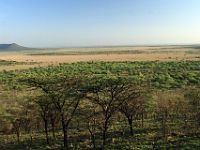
xmin=48 ymin=105 xmax=59 ymax=140
xmin=87 ymin=112 xmax=97 ymax=149
xmin=27 ymin=92 xmax=60 ymax=144
xmin=20 ymin=75 xmax=84 ymax=149
xmin=119 ymin=88 xmax=147 ymax=135
xmin=85 ymin=75 xmax=140 ymax=148
xmin=34 ymin=95 xmax=52 ymax=145
xmin=84 ymin=103 xmax=100 ymax=149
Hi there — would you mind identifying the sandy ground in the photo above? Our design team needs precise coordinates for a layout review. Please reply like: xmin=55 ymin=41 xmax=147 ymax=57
xmin=0 ymin=52 xmax=200 ymax=71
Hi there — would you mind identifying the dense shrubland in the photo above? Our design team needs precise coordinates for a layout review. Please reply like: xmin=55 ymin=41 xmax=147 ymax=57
xmin=0 ymin=61 xmax=200 ymax=149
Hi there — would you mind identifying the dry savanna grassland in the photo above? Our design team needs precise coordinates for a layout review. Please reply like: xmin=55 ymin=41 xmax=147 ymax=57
xmin=1 ymin=45 xmax=200 ymax=150
xmin=0 ymin=45 xmax=200 ymax=71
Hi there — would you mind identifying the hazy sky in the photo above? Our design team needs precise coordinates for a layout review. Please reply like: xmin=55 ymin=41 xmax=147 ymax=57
xmin=0 ymin=0 xmax=200 ymax=47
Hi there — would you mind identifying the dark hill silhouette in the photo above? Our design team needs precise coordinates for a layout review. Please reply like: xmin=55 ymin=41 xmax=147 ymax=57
xmin=0 ymin=43 xmax=36 ymax=51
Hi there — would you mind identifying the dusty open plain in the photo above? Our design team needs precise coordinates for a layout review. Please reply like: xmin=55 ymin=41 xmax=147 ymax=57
xmin=0 ymin=46 xmax=200 ymax=71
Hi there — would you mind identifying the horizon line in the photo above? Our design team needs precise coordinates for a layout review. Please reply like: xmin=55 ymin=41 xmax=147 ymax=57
xmin=1 ymin=42 xmax=200 ymax=49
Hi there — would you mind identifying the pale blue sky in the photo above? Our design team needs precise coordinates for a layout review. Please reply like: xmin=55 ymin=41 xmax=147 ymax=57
xmin=0 ymin=0 xmax=200 ymax=47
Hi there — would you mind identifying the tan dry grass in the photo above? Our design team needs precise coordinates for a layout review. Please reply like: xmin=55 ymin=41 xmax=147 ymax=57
xmin=0 ymin=48 xmax=200 ymax=71
xmin=0 ymin=53 xmax=200 ymax=63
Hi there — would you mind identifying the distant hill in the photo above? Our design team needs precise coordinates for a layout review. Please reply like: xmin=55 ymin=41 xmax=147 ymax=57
xmin=0 ymin=43 xmax=36 ymax=51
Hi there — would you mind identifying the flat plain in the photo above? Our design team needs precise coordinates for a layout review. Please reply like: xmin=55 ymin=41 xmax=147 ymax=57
xmin=1 ymin=45 xmax=200 ymax=150
xmin=0 ymin=45 xmax=200 ymax=71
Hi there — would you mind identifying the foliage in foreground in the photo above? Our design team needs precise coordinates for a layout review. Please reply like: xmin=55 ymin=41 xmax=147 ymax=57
xmin=0 ymin=61 xmax=200 ymax=149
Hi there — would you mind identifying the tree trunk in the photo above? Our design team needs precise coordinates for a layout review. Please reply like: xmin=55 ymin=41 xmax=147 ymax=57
xmin=51 ymin=118 xmax=56 ymax=140
xmin=88 ymin=123 xmax=96 ymax=149
xmin=61 ymin=113 xmax=68 ymax=149
xmin=16 ymin=130 xmax=20 ymax=144
xmin=141 ymin=112 xmax=144 ymax=128
xmin=102 ymin=119 xmax=108 ymax=149
xmin=44 ymin=119 xmax=49 ymax=145
xmin=128 ymin=117 xmax=134 ymax=136
xmin=29 ymin=133 xmax=33 ymax=149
